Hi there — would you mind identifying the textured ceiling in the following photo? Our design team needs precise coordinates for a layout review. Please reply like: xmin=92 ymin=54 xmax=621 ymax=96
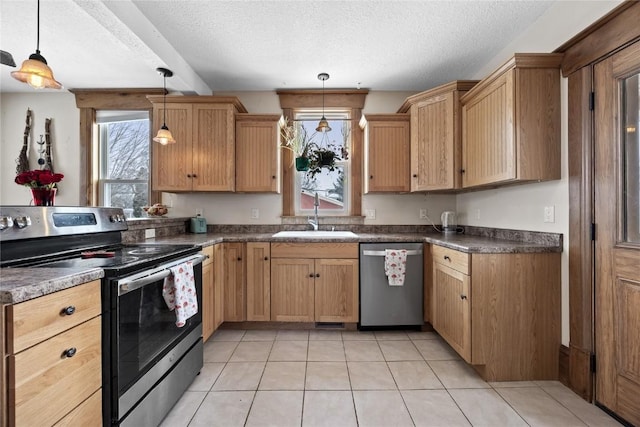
xmin=1 ymin=1 xmax=561 ymax=93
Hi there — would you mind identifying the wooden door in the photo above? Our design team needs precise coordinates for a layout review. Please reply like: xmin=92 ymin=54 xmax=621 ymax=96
xmin=246 ymin=242 xmax=271 ymax=321
xmin=594 ymin=40 xmax=640 ymax=425
xmin=202 ymin=261 xmax=214 ymax=341
xmin=192 ymin=104 xmax=236 ymax=191
xmin=432 ymin=263 xmax=471 ymax=362
xmin=462 ymin=71 xmax=515 ymax=187
xmin=213 ymin=244 xmax=225 ymax=329
xmin=222 ymin=242 xmax=245 ymax=321
xmin=364 ymin=115 xmax=410 ymax=193
xmin=314 ymin=259 xmax=359 ymax=322
xmin=236 ymin=116 xmax=280 ymax=192
xmin=152 ymin=103 xmax=193 ymax=191
xmin=270 ymin=258 xmax=315 ymax=322
xmin=411 ymin=94 xmax=456 ymax=191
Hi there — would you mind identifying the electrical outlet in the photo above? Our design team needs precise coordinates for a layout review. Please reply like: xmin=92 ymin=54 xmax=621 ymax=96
xmin=145 ymin=228 xmax=156 ymax=239
xmin=365 ymin=209 xmax=376 ymax=220
xmin=419 ymin=208 xmax=428 ymax=219
xmin=195 ymin=208 xmax=203 ymax=216
xmin=544 ymin=206 xmax=555 ymax=223
xmin=251 ymin=208 xmax=260 ymax=219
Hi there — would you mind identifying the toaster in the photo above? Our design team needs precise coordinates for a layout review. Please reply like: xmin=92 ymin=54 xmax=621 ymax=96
xmin=190 ymin=216 xmax=207 ymax=233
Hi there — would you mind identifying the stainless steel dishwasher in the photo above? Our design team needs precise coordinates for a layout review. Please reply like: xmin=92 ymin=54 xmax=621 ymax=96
xmin=359 ymin=243 xmax=423 ymax=328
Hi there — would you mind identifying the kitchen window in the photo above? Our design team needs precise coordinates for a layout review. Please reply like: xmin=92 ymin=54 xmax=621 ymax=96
xmin=294 ymin=111 xmax=350 ymax=216
xmin=97 ymin=110 xmax=150 ymax=218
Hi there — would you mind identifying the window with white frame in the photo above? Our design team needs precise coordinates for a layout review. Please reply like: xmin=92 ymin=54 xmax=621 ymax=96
xmin=294 ymin=110 xmax=351 ymax=216
xmin=97 ymin=110 xmax=150 ymax=218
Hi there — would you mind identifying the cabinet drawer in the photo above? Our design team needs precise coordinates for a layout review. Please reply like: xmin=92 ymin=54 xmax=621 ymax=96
xmin=271 ymin=243 xmax=358 ymax=259
xmin=9 ymin=316 xmax=102 ymax=426
xmin=54 ymin=389 xmax=102 ymax=427
xmin=432 ymin=245 xmax=469 ymax=274
xmin=7 ymin=280 xmax=102 ymax=353
xmin=202 ymin=245 xmax=214 ymax=266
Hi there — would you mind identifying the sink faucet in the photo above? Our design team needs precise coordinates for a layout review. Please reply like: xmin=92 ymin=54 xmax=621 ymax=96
xmin=308 ymin=192 xmax=319 ymax=231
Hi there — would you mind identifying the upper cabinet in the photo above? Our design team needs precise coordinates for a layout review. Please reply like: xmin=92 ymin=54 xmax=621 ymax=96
xmin=149 ymin=96 xmax=247 ymax=192
xmin=460 ymin=54 xmax=563 ymax=188
xmin=398 ymin=81 xmax=478 ymax=192
xmin=235 ymin=114 xmax=281 ymax=193
xmin=360 ymin=114 xmax=410 ymax=193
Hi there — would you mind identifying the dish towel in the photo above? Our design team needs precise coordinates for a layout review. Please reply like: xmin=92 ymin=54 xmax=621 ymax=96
xmin=384 ymin=249 xmax=408 ymax=286
xmin=162 ymin=261 xmax=198 ymax=327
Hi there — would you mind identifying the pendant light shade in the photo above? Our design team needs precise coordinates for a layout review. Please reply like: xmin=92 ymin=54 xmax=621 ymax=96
xmin=316 ymin=73 xmax=331 ymax=132
xmin=153 ymin=67 xmax=176 ymax=145
xmin=11 ymin=0 xmax=62 ymax=89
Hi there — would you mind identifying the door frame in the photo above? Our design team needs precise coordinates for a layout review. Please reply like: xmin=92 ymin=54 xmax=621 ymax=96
xmin=558 ymin=0 xmax=640 ymax=406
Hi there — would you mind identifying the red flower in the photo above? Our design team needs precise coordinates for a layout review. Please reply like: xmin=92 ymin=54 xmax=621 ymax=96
xmin=15 ymin=169 xmax=64 ymax=189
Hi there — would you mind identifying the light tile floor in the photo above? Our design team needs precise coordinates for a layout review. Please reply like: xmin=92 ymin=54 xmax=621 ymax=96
xmin=161 ymin=329 xmax=621 ymax=427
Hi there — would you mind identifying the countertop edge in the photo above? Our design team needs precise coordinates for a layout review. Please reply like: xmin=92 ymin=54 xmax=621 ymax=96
xmin=1 ymin=268 xmax=104 ymax=304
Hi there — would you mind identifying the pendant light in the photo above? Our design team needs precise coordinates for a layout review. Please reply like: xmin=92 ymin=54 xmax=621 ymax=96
xmin=316 ymin=73 xmax=332 ymax=132
xmin=11 ymin=0 xmax=62 ymax=89
xmin=153 ymin=67 xmax=176 ymax=145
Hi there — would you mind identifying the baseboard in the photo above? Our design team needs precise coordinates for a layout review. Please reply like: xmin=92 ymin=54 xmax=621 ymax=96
xmin=569 ymin=344 xmax=593 ymax=401
xmin=559 ymin=344 xmax=570 ymax=386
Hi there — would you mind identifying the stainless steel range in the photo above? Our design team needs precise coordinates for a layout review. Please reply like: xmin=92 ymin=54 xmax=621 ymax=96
xmin=0 ymin=206 xmax=205 ymax=426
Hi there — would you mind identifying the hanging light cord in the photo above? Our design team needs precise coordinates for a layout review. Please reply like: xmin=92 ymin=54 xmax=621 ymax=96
xmin=36 ymin=0 xmax=40 ymax=54
xmin=162 ymin=72 xmax=167 ymax=126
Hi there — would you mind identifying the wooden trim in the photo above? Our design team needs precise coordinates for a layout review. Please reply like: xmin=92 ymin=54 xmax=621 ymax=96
xmin=235 ymin=114 xmax=282 ymax=122
xmin=146 ymin=95 xmax=248 ymax=112
xmin=569 ymin=344 xmax=593 ymax=401
xmin=559 ymin=344 xmax=570 ymax=387
xmin=70 ymin=88 xmax=164 ymax=109
xmin=281 ymin=109 xmax=295 ymax=217
xmin=351 ymin=109 xmax=363 ymax=216
xmin=397 ymin=80 xmax=479 ymax=113
xmin=556 ymin=1 xmax=640 ymax=77
xmin=78 ymin=108 xmax=96 ymax=206
xmin=277 ymin=90 xmax=368 ymax=109
xmin=271 ymin=242 xmax=359 ymax=259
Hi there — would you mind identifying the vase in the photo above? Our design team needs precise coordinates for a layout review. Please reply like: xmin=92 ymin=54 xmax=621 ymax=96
xmin=295 ymin=156 xmax=310 ymax=171
xmin=31 ymin=188 xmax=56 ymax=206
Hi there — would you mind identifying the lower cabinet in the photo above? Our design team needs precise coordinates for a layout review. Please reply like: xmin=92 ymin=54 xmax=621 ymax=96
xmin=246 ymin=242 xmax=271 ymax=321
xmin=222 ymin=242 xmax=246 ymax=321
xmin=430 ymin=244 xmax=561 ymax=381
xmin=4 ymin=281 xmax=102 ymax=426
xmin=270 ymin=243 xmax=359 ymax=323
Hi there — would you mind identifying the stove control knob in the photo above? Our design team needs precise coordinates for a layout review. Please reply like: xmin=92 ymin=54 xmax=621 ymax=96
xmin=118 ymin=214 xmax=126 ymax=222
xmin=0 ymin=216 xmax=14 ymax=231
xmin=14 ymin=216 xmax=31 ymax=229
xmin=109 ymin=215 xmax=118 ymax=223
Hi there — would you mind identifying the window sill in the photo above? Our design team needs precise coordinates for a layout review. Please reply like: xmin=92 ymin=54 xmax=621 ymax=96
xmin=281 ymin=216 xmax=365 ymax=226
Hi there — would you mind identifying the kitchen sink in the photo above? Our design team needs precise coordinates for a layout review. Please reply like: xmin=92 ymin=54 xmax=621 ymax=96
xmin=272 ymin=230 xmax=358 ymax=238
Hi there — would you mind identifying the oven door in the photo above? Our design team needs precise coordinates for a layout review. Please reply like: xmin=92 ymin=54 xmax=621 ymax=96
xmin=110 ymin=254 xmax=205 ymax=422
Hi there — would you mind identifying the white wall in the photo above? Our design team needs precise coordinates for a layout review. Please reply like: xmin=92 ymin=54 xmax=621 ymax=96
xmin=0 ymin=92 xmax=81 ymax=206
xmin=458 ymin=0 xmax=623 ymax=346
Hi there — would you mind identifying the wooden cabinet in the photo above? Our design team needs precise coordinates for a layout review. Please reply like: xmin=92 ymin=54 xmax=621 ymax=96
xmin=430 ymin=244 xmax=561 ymax=381
xmin=270 ymin=243 xmax=359 ymax=323
xmin=201 ymin=245 xmax=215 ymax=341
xmin=222 ymin=242 xmax=246 ymax=321
xmin=213 ymin=243 xmax=225 ymax=330
xmin=460 ymin=54 xmax=562 ymax=188
xmin=360 ymin=114 xmax=410 ymax=193
xmin=235 ymin=114 xmax=281 ymax=193
xmin=149 ymin=96 xmax=247 ymax=192
xmin=246 ymin=242 xmax=271 ymax=321
xmin=4 ymin=281 xmax=102 ymax=426
xmin=398 ymin=81 xmax=477 ymax=192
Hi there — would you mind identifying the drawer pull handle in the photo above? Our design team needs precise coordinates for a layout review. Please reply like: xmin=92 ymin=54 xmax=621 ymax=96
xmin=444 ymin=255 xmax=451 ymax=261
xmin=61 ymin=306 xmax=76 ymax=316
xmin=63 ymin=347 xmax=77 ymax=358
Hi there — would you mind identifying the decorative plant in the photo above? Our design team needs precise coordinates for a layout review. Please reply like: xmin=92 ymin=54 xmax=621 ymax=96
xmin=280 ymin=119 xmax=316 ymax=158
xmin=307 ymin=143 xmax=342 ymax=178
xmin=15 ymin=169 xmax=63 ymax=189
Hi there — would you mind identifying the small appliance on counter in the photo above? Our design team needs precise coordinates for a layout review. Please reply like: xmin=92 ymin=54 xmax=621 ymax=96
xmin=190 ymin=215 xmax=207 ymax=233
xmin=441 ymin=211 xmax=457 ymax=234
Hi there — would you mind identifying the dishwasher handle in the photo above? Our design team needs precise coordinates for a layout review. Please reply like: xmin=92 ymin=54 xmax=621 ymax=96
xmin=362 ymin=249 xmax=422 ymax=257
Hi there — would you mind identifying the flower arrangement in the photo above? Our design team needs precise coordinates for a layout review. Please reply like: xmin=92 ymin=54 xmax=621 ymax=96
xmin=15 ymin=169 xmax=64 ymax=189
xmin=280 ymin=119 xmax=316 ymax=158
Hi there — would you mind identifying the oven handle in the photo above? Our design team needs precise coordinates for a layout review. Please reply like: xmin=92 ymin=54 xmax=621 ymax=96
xmin=118 ymin=254 xmax=207 ymax=296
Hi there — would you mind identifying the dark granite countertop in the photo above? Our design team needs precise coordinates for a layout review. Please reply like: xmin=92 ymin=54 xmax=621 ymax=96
xmin=0 ymin=268 xmax=104 ymax=304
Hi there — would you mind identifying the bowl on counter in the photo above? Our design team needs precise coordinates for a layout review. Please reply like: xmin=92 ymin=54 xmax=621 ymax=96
xmin=143 ymin=204 xmax=169 ymax=217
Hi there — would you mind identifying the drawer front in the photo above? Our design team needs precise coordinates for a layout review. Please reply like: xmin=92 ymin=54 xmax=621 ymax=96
xmin=54 ymin=389 xmax=102 ymax=427
xmin=7 ymin=280 xmax=102 ymax=353
xmin=9 ymin=316 xmax=102 ymax=427
xmin=432 ymin=245 xmax=470 ymax=274
xmin=202 ymin=245 xmax=214 ymax=266
xmin=271 ymin=242 xmax=358 ymax=259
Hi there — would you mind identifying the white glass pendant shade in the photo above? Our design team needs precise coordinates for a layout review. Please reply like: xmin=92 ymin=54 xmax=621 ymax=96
xmin=153 ymin=125 xmax=176 ymax=145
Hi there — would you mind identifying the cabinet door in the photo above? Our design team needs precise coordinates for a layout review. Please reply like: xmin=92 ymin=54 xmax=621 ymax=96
xmin=213 ymin=244 xmax=225 ymax=329
xmin=462 ymin=71 xmax=515 ymax=187
xmin=246 ymin=242 xmax=271 ymax=321
xmin=236 ymin=117 xmax=279 ymax=192
xmin=411 ymin=94 xmax=458 ymax=191
xmin=193 ymin=104 xmax=236 ymax=191
xmin=152 ymin=103 xmax=193 ymax=191
xmin=202 ymin=262 xmax=215 ymax=341
xmin=223 ymin=242 xmax=246 ymax=321
xmin=314 ymin=259 xmax=359 ymax=322
xmin=365 ymin=116 xmax=410 ymax=193
xmin=270 ymin=258 xmax=315 ymax=322
xmin=432 ymin=263 xmax=471 ymax=362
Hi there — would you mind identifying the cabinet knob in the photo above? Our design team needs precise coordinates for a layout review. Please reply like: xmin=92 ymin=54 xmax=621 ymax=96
xmin=412 ymin=174 xmax=418 ymax=178
xmin=237 ymin=257 xmax=242 ymax=261
xmin=62 ymin=347 xmax=77 ymax=358
xmin=443 ymin=255 xmax=451 ymax=261
xmin=460 ymin=169 xmax=466 ymax=174
xmin=369 ymin=175 xmax=373 ymax=179
xmin=272 ymin=176 xmax=276 ymax=179
xmin=192 ymin=174 xmax=197 ymax=178
xmin=309 ymin=273 xmax=314 ymax=278
xmin=315 ymin=273 xmax=320 ymax=278
xmin=61 ymin=306 xmax=76 ymax=316
xmin=187 ymin=174 xmax=192 ymax=178
xmin=460 ymin=295 xmax=468 ymax=300
xmin=264 ymin=256 xmax=269 ymax=261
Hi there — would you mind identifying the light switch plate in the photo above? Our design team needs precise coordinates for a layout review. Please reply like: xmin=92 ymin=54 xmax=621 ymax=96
xmin=419 ymin=208 xmax=428 ymax=219
xmin=251 ymin=208 xmax=260 ymax=219
xmin=365 ymin=209 xmax=376 ymax=220
xmin=544 ymin=206 xmax=555 ymax=223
